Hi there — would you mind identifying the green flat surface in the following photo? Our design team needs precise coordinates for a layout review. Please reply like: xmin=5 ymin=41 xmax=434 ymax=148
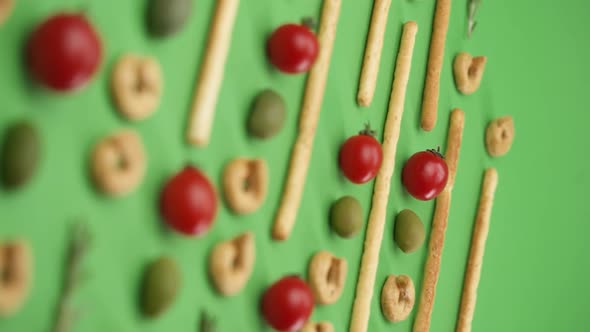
xmin=1 ymin=0 xmax=588 ymax=331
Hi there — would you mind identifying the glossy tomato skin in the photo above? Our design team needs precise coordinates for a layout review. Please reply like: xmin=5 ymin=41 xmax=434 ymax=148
xmin=267 ymin=24 xmax=319 ymax=74
xmin=160 ymin=166 xmax=217 ymax=236
xmin=402 ymin=150 xmax=449 ymax=201
xmin=261 ymin=276 xmax=314 ymax=332
xmin=26 ymin=13 xmax=102 ymax=92
xmin=339 ymin=133 xmax=383 ymax=184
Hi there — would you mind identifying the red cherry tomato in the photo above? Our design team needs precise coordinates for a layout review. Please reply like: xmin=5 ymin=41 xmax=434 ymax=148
xmin=267 ymin=24 xmax=319 ymax=74
xmin=261 ymin=276 xmax=314 ymax=332
xmin=160 ymin=166 xmax=217 ymax=236
xmin=338 ymin=127 xmax=383 ymax=184
xmin=402 ymin=149 xmax=449 ymax=201
xmin=26 ymin=13 xmax=102 ymax=92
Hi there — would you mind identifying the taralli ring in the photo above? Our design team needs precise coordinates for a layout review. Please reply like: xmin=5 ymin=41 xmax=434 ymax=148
xmin=0 ymin=0 xmax=14 ymax=27
xmin=381 ymin=274 xmax=415 ymax=323
xmin=453 ymin=52 xmax=487 ymax=95
xmin=111 ymin=54 xmax=162 ymax=121
xmin=0 ymin=240 xmax=33 ymax=317
xmin=485 ymin=116 xmax=514 ymax=157
xmin=223 ymin=158 xmax=268 ymax=214
xmin=308 ymin=250 xmax=347 ymax=305
xmin=300 ymin=321 xmax=335 ymax=332
xmin=91 ymin=129 xmax=146 ymax=196
xmin=209 ymin=232 xmax=255 ymax=296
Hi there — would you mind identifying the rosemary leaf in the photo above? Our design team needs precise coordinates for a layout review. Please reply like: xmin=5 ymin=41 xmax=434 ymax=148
xmin=467 ymin=0 xmax=482 ymax=38
xmin=199 ymin=310 xmax=216 ymax=332
xmin=52 ymin=222 xmax=92 ymax=332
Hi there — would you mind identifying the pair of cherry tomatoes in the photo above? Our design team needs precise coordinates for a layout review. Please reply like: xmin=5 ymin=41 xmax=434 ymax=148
xmin=338 ymin=127 xmax=448 ymax=201
xmin=26 ymin=14 xmax=218 ymax=235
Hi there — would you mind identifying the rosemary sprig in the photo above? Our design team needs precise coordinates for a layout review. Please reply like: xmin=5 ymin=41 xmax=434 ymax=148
xmin=199 ymin=310 xmax=216 ymax=332
xmin=467 ymin=0 xmax=482 ymax=38
xmin=52 ymin=222 xmax=92 ymax=332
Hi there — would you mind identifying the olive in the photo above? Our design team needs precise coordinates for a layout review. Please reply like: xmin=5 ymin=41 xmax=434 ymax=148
xmin=141 ymin=256 xmax=181 ymax=318
xmin=394 ymin=209 xmax=425 ymax=253
xmin=147 ymin=0 xmax=192 ymax=38
xmin=330 ymin=196 xmax=363 ymax=238
xmin=247 ymin=89 xmax=286 ymax=139
xmin=0 ymin=121 xmax=40 ymax=189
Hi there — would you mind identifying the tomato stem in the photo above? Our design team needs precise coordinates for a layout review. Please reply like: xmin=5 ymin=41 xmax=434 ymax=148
xmin=359 ymin=123 xmax=377 ymax=137
xmin=301 ymin=17 xmax=317 ymax=30
xmin=427 ymin=147 xmax=445 ymax=159
xmin=79 ymin=0 xmax=92 ymax=15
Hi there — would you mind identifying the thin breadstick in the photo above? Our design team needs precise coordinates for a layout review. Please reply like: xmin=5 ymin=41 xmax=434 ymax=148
xmin=456 ymin=168 xmax=498 ymax=332
xmin=0 ymin=0 xmax=14 ymax=27
xmin=443 ymin=109 xmax=464 ymax=191
xmin=357 ymin=0 xmax=392 ymax=107
xmin=349 ymin=21 xmax=418 ymax=332
xmin=413 ymin=108 xmax=464 ymax=332
xmin=271 ymin=0 xmax=341 ymax=241
xmin=420 ymin=0 xmax=452 ymax=131
xmin=186 ymin=0 xmax=240 ymax=147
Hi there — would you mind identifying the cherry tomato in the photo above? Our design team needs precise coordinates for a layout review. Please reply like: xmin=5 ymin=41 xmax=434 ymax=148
xmin=338 ymin=127 xmax=383 ymax=184
xmin=26 ymin=13 xmax=102 ymax=92
xmin=261 ymin=276 xmax=314 ymax=332
xmin=160 ymin=166 xmax=217 ymax=236
xmin=402 ymin=149 xmax=449 ymax=201
xmin=267 ymin=24 xmax=319 ymax=74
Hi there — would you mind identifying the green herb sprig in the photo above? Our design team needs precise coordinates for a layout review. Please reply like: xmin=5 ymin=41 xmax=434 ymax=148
xmin=52 ymin=222 xmax=92 ymax=332
xmin=199 ymin=310 xmax=216 ymax=332
xmin=467 ymin=0 xmax=482 ymax=38
xmin=199 ymin=310 xmax=215 ymax=332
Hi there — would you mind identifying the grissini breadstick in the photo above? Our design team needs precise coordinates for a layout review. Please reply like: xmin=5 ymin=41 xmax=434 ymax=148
xmin=271 ymin=0 xmax=341 ymax=241
xmin=357 ymin=0 xmax=392 ymax=107
xmin=413 ymin=108 xmax=465 ymax=332
xmin=443 ymin=109 xmax=463 ymax=190
xmin=420 ymin=0 xmax=452 ymax=131
xmin=0 ymin=0 xmax=14 ymax=27
xmin=349 ymin=21 xmax=418 ymax=332
xmin=187 ymin=0 xmax=240 ymax=147
xmin=456 ymin=168 xmax=498 ymax=332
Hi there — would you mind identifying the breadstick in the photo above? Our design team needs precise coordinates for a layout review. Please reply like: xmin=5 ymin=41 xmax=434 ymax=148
xmin=357 ymin=0 xmax=392 ymax=107
xmin=413 ymin=108 xmax=465 ymax=332
xmin=186 ymin=0 xmax=239 ymax=147
xmin=443 ymin=109 xmax=464 ymax=191
xmin=349 ymin=21 xmax=418 ymax=332
xmin=271 ymin=0 xmax=341 ymax=241
xmin=0 ymin=0 xmax=14 ymax=27
xmin=456 ymin=168 xmax=498 ymax=332
xmin=420 ymin=0 xmax=452 ymax=131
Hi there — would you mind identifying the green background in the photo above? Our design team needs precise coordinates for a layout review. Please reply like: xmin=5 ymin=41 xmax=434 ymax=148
xmin=1 ymin=0 xmax=588 ymax=331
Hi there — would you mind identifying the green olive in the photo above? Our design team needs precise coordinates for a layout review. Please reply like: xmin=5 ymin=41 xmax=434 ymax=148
xmin=147 ymin=0 xmax=193 ymax=38
xmin=141 ymin=256 xmax=181 ymax=318
xmin=247 ymin=89 xmax=286 ymax=139
xmin=330 ymin=196 xmax=363 ymax=238
xmin=394 ymin=209 xmax=425 ymax=253
xmin=0 ymin=121 xmax=40 ymax=189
